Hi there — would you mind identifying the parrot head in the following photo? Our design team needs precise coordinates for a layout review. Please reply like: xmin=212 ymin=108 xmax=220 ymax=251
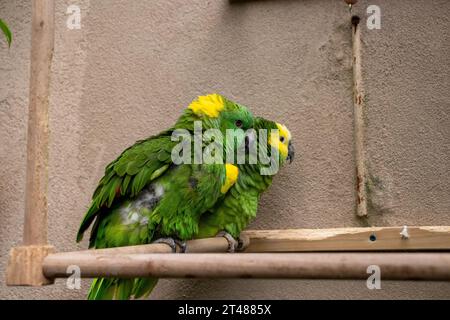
xmin=254 ymin=117 xmax=295 ymax=168
xmin=184 ymin=93 xmax=254 ymax=162
xmin=270 ymin=121 xmax=294 ymax=165
xmin=186 ymin=93 xmax=254 ymax=131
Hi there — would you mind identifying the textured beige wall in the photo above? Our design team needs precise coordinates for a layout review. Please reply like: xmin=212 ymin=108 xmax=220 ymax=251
xmin=0 ymin=0 xmax=449 ymax=299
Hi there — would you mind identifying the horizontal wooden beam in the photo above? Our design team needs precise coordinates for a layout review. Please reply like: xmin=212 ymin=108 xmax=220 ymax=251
xmin=55 ymin=236 xmax=234 ymax=255
xmin=43 ymin=252 xmax=450 ymax=280
xmin=242 ymin=226 xmax=450 ymax=252
xmin=53 ymin=226 xmax=450 ymax=257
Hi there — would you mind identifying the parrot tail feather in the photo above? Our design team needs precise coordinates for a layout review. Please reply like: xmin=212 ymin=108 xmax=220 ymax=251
xmin=88 ymin=277 xmax=158 ymax=300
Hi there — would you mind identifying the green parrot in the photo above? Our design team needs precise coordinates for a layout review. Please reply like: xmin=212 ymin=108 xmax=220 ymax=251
xmin=196 ymin=117 xmax=294 ymax=242
xmin=76 ymin=94 xmax=254 ymax=299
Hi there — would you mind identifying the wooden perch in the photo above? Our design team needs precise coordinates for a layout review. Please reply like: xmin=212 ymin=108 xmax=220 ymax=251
xmin=242 ymin=226 xmax=450 ymax=252
xmin=42 ymin=226 xmax=450 ymax=281
xmin=43 ymin=252 xmax=450 ymax=280
xmin=8 ymin=226 xmax=450 ymax=286
xmin=55 ymin=226 xmax=450 ymax=256
xmin=55 ymin=236 xmax=238 ymax=255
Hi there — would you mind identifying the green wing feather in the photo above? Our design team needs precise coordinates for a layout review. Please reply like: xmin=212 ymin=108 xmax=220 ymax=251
xmin=76 ymin=130 xmax=176 ymax=243
xmin=86 ymin=164 xmax=227 ymax=300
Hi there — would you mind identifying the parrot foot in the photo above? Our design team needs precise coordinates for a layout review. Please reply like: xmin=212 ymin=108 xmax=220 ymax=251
xmin=175 ymin=239 xmax=187 ymax=253
xmin=153 ymin=237 xmax=186 ymax=253
xmin=216 ymin=231 xmax=239 ymax=253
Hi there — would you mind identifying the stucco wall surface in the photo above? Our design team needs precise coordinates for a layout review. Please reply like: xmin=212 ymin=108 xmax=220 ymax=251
xmin=0 ymin=0 xmax=449 ymax=299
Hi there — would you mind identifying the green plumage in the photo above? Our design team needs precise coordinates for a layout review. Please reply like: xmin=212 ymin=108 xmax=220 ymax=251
xmin=76 ymin=94 xmax=254 ymax=299
xmin=196 ymin=117 xmax=293 ymax=239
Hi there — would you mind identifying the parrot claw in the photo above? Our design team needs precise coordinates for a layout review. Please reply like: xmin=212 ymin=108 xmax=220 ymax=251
xmin=153 ymin=237 xmax=178 ymax=253
xmin=175 ymin=239 xmax=187 ymax=253
xmin=216 ymin=231 xmax=239 ymax=253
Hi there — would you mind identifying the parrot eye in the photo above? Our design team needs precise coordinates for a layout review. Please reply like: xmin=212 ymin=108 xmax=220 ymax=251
xmin=280 ymin=136 xmax=285 ymax=143
xmin=235 ymin=120 xmax=243 ymax=128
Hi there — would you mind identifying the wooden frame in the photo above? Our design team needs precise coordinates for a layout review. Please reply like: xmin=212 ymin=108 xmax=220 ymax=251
xmin=5 ymin=1 xmax=450 ymax=288
xmin=8 ymin=226 xmax=450 ymax=285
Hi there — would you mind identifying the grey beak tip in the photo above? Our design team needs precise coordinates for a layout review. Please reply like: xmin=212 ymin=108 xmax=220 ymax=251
xmin=287 ymin=142 xmax=295 ymax=164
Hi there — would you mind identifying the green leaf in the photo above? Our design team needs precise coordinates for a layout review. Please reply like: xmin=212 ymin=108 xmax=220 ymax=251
xmin=0 ymin=18 xmax=12 ymax=48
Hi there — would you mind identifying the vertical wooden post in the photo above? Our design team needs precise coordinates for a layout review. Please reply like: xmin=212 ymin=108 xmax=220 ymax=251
xmin=23 ymin=0 xmax=54 ymax=245
xmin=351 ymin=16 xmax=368 ymax=217
xmin=6 ymin=0 xmax=55 ymax=286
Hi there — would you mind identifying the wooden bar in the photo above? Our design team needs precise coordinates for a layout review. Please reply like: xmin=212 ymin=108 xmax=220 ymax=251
xmin=55 ymin=237 xmax=234 ymax=255
xmin=5 ymin=0 xmax=55 ymax=287
xmin=23 ymin=0 xmax=54 ymax=245
xmin=351 ymin=15 xmax=368 ymax=217
xmin=50 ymin=226 xmax=450 ymax=258
xmin=242 ymin=227 xmax=450 ymax=252
xmin=43 ymin=252 xmax=450 ymax=280
xmin=6 ymin=245 xmax=55 ymax=286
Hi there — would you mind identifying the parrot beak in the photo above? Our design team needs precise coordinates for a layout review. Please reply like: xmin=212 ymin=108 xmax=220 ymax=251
xmin=286 ymin=141 xmax=295 ymax=164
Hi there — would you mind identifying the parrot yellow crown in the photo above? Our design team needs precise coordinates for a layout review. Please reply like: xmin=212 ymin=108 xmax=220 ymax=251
xmin=188 ymin=94 xmax=225 ymax=118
